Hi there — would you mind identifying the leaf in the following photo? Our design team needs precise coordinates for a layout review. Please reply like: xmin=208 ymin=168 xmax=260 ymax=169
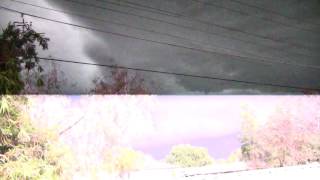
xmin=0 ymin=97 xmax=10 ymax=115
xmin=36 ymin=78 xmax=44 ymax=87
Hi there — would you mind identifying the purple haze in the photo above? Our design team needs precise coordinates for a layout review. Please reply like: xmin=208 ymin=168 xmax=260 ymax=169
xmin=133 ymin=133 xmax=241 ymax=160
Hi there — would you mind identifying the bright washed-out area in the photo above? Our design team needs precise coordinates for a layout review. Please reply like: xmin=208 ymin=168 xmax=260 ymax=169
xmin=1 ymin=95 xmax=320 ymax=179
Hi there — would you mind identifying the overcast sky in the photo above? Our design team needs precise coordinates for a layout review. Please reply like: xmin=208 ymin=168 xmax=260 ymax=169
xmin=1 ymin=0 xmax=320 ymax=94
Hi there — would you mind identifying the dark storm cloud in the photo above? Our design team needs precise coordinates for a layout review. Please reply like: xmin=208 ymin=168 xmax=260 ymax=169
xmin=1 ymin=0 xmax=320 ymax=94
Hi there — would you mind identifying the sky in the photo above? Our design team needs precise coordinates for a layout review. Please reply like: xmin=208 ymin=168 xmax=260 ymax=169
xmin=129 ymin=95 xmax=281 ymax=159
xmin=26 ymin=95 xmax=311 ymax=162
xmin=1 ymin=0 xmax=320 ymax=94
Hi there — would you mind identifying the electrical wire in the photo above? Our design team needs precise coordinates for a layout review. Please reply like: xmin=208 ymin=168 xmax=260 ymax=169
xmin=64 ymin=0 xmax=320 ymax=59
xmin=37 ymin=57 xmax=320 ymax=91
xmin=2 ymin=5 xmax=320 ymax=71
xmin=90 ymin=0 xmax=319 ymax=51
xmin=1 ymin=6 xmax=319 ymax=91
xmin=225 ymin=0 xmax=320 ymax=26
xmin=9 ymin=0 xmax=320 ymax=71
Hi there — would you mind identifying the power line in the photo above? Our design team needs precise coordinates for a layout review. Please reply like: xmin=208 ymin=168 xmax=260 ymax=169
xmin=95 ymin=0 xmax=175 ymax=17
xmin=9 ymin=0 xmax=320 ymax=71
xmin=225 ymin=0 xmax=320 ymax=26
xmin=59 ymin=116 xmax=85 ymax=136
xmin=101 ymin=0 xmax=319 ymax=33
xmin=2 ymin=5 xmax=320 ymax=72
xmin=190 ymin=0 xmax=320 ymax=31
xmin=63 ymin=0 xmax=320 ymax=60
xmin=91 ymin=0 xmax=319 ymax=52
xmin=37 ymin=57 xmax=320 ymax=91
xmin=2 ymin=6 xmax=320 ymax=91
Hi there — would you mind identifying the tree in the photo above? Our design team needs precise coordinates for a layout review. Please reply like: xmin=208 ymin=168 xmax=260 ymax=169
xmin=23 ymin=62 xmax=68 ymax=94
xmin=103 ymin=147 xmax=145 ymax=178
xmin=226 ymin=149 xmax=242 ymax=163
xmin=91 ymin=68 xmax=149 ymax=94
xmin=240 ymin=107 xmax=261 ymax=166
xmin=0 ymin=96 xmax=74 ymax=179
xmin=0 ymin=19 xmax=49 ymax=94
xmin=166 ymin=144 xmax=213 ymax=168
xmin=241 ymin=105 xmax=320 ymax=168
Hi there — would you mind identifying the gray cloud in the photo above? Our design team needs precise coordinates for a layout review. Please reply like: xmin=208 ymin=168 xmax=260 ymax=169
xmin=1 ymin=0 xmax=320 ymax=94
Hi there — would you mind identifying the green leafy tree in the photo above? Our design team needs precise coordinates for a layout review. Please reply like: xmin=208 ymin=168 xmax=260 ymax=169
xmin=0 ymin=19 xmax=49 ymax=94
xmin=0 ymin=96 xmax=74 ymax=179
xmin=166 ymin=144 xmax=213 ymax=168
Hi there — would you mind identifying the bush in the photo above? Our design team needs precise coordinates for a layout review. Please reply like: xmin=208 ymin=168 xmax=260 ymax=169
xmin=166 ymin=144 xmax=213 ymax=168
xmin=103 ymin=147 xmax=145 ymax=178
xmin=0 ymin=96 xmax=74 ymax=179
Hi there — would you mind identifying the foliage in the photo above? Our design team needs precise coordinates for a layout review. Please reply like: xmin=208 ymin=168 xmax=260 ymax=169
xmin=23 ymin=62 xmax=68 ymax=94
xmin=0 ymin=20 xmax=49 ymax=94
xmin=241 ymin=107 xmax=320 ymax=168
xmin=26 ymin=96 xmax=156 ymax=175
xmin=240 ymin=107 xmax=259 ymax=164
xmin=91 ymin=68 xmax=149 ymax=94
xmin=166 ymin=144 xmax=213 ymax=168
xmin=0 ymin=96 xmax=74 ymax=179
xmin=226 ymin=149 xmax=242 ymax=163
xmin=0 ymin=96 xmax=28 ymax=153
xmin=103 ymin=147 xmax=145 ymax=178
